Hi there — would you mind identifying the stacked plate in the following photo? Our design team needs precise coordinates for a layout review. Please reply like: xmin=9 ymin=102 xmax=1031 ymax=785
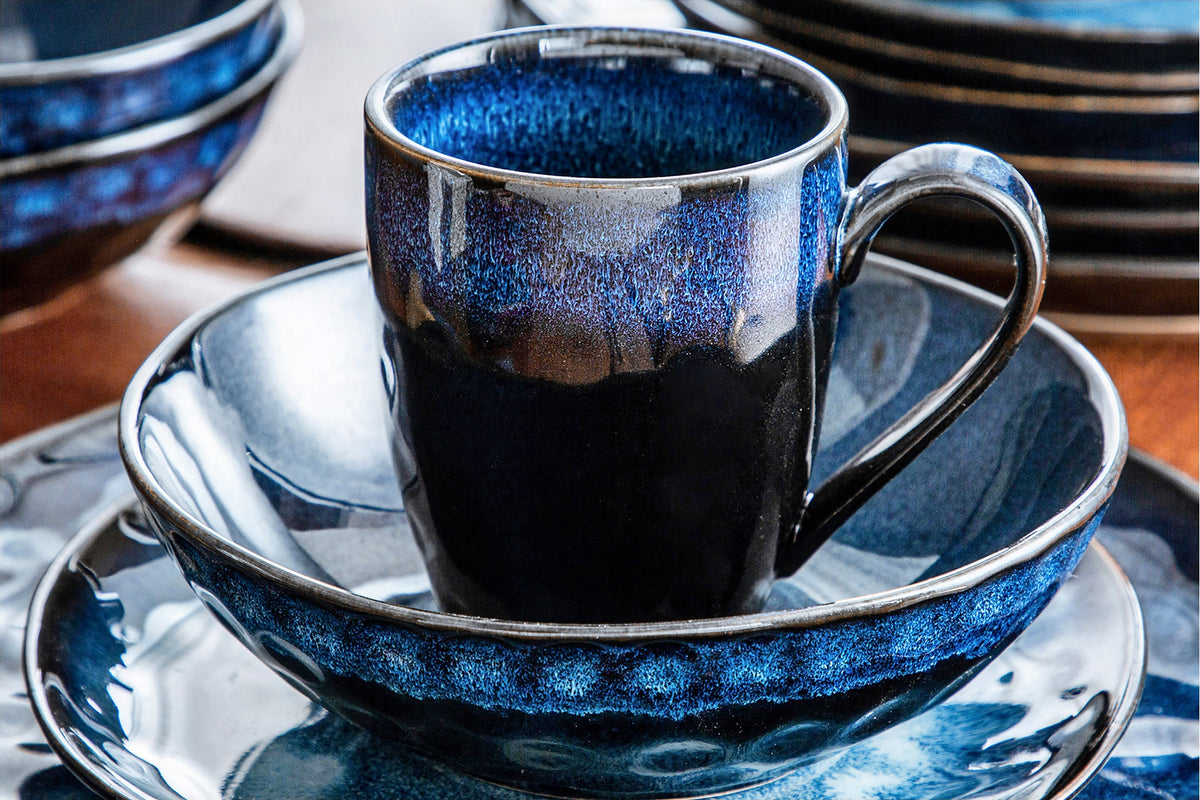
xmin=671 ymin=0 xmax=1199 ymax=328
xmin=0 ymin=0 xmax=301 ymax=316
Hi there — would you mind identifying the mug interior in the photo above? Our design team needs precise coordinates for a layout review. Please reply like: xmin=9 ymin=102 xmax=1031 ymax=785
xmin=382 ymin=29 xmax=832 ymax=179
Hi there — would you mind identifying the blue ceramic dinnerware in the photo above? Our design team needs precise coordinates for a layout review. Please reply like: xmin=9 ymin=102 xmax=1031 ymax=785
xmin=365 ymin=25 xmax=1046 ymax=624
xmin=119 ymin=254 xmax=1125 ymax=798
xmin=9 ymin=412 xmax=1193 ymax=800
xmin=0 ymin=0 xmax=301 ymax=315
xmin=691 ymin=0 xmax=1198 ymax=96
xmin=719 ymin=0 xmax=1199 ymax=74
xmin=0 ymin=0 xmax=283 ymax=157
xmin=677 ymin=0 xmax=1198 ymax=164
xmin=22 ymin=500 xmax=1144 ymax=800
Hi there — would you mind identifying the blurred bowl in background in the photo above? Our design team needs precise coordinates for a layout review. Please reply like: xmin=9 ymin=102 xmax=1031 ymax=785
xmin=0 ymin=0 xmax=301 ymax=317
xmin=0 ymin=0 xmax=284 ymax=157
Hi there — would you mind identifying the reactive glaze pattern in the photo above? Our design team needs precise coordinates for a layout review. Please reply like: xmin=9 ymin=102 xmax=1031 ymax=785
xmin=0 ymin=0 xmax=300 ymax=315
xmin=1085 ymin=454 xmax=1200 ymax=799
xmin=5 ymin=410 xmax=1193 ymax=799
xmin=0 ymin=0 xmax=281 ymax=156
xmin=366 ymin=26 xmax=850 ymax=623
xmin=880 ymin=0 xmax=1200 ymax=34
xmin=1 ymin=100 xmax=264 ymax=250
xmin=365 ymin=26 xmax=1048 ymax=623
xmin=24 ymin=503 xmax=1144 ymax=800
xmin=120 ymin=254 xmax=1122 ymax=797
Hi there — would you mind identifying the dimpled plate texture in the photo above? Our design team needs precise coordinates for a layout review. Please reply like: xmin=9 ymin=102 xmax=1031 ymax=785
xmin=24 ymin=502 xmax=1142 ymax=800
xmin=0 ymin=0 xmax=281 ymax=157
xmin=120 ymin=254 xmax=1123 ymax=797
xmin=6 ymin=411 xmax=1194 ymax=799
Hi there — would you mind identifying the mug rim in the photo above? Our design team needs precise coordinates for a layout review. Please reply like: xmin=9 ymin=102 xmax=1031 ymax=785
xmin=363 ymin=25 xmax=849 ymax=188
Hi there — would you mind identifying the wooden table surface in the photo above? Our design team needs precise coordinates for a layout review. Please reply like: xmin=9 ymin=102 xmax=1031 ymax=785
xmin=3 ymin=238 xmax=1197 ymax=483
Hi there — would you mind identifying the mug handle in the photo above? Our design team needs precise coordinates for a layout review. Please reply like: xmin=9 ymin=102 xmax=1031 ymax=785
xmin=776 ymin=143 xmax=1048 ymax=576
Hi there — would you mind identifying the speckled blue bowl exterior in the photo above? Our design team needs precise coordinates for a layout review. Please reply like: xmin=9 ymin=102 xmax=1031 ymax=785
xmin=0 ymin=0 xmax=282 ymax=157
xmin=122 ymin=256 xmax=1126 ymax=799
xmin=0 ymin=0 xmax=299 ymax=315
xmin=0 ymin=99 xmax=264 ymax=250
xmin=152 ymin=519 xmax=1096 ymax=798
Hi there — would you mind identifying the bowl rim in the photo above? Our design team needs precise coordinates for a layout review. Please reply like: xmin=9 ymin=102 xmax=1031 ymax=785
xmin=0 ymin=0 xmax=301 ymax=179
xmin=363 ymin=25 xmax=849 ymax=190
xmin=118 ymin=251 xmax=1128 ymax=643
xmin=0 ymin=0 xmax=277 ymax=82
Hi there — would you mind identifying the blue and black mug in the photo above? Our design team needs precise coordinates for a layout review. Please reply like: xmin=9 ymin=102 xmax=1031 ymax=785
xmin=364 ymin=26 xmax=1046 ymax=623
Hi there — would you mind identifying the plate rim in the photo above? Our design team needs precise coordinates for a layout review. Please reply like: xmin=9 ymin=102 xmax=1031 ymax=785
xmin=21 ymin=500 xmax=1147 ymax=800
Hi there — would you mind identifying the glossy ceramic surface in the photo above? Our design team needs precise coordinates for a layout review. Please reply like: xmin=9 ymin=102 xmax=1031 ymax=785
xmin=365 ymin=25 xmax=1048 ymax=622
xmin=858 ymin=0 xmax=1199 ymax=34
xmin=0 ymin=0 xmax=281 ymax=156
xmin=1 ymin=373 xmax=1194 ymax=798
xmin=121 ymin=253 xmax=1118 ymax=796
xmin=0 ymin=0 xmax=301 ymax=315
xmin=720 ymin=0 xmax=1198 ymax=74
xmin=678 ymin=0 xmax=1198 ymax=164
xmin=703 ymin=0 xmax=1198 ymax=95
xmin=25 ymin=502 xmax=1143 ymax=800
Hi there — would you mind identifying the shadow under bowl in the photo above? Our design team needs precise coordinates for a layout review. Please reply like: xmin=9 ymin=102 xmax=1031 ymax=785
xmin=0 ymin=0 xmax=301 ymax=317
xmin=119 ymin=252 xmax=1126 ymax=799
xmin=0 ymin=0 xmax=284 ymax=157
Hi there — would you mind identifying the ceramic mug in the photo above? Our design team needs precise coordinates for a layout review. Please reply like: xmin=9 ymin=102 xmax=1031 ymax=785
xmin=364 ymin=26 xmax=1046 ymax=623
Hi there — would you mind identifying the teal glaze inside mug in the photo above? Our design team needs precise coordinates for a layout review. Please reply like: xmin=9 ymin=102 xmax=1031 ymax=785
xmin=365 ymin=26 xmax=1046 ymax=623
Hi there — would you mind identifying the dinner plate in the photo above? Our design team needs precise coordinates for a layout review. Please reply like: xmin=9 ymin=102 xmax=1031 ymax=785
xmin=871 ymin=236 xmax=1200 ymax=319
xmin=676 ymin=0 xmax=1199 ymax=164
xmin=686 ymin=0 xmax=1197 ymax=95
xmin=23 ymin=502 xmax=1142 ymax=800
xmin=1 ymin=349 xmax=1196 ymax=798
xmin=712 ymin=0 xmax=1198 ymax=75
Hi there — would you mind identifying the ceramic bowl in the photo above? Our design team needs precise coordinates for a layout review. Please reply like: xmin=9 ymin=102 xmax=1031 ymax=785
xmin=120 ymin=253 xmax=1126 ymax=799
xmin=0 ymin=0 xmax=300 ymax=316
xmin=0 ymin=0 xmax=284 ymax=157
xmin=693 ymin=1 xmax=1196 ymax=96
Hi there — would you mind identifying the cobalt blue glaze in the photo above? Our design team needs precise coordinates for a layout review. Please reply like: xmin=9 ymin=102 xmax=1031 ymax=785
xmin=1083 ymin=450 xmax=1200 ymax=800
xmin=737 ymin=0 xmax=1198 ymax=74
xmin=0 ymin=101 xmax=264 ymax=250
xmin=0 ymin=0 xmax=300 ymax=315
xmin=367 ymin=27 xmax=850 ymax=623
xmin=121 ymin=255 xmax=1125 ymax=799
xmin=366 ymin=27 xmax=1049 ymax=625
xmin=835 ymin=79 xmax=1198 ymax=163
xmin=144 ymin=519 xmax=1094 ymax=798
xmin=0 ymin=0 xmax=281 ymax=156
xmin=901 ymin=0 xmax=1200 ymax=34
